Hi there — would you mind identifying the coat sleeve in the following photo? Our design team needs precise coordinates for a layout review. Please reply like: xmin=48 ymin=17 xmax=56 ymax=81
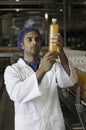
xmin=4 ymin=66 xmax=41 ymax=103
xmin=55 ymin=62 xmax=78 ymax=88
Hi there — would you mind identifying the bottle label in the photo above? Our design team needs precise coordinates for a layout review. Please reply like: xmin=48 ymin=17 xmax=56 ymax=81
xmin=49 ymin=21 xmax=59 ymax=52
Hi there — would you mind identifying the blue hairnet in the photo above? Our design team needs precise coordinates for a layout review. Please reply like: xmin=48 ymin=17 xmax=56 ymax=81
xmin=17 ymin=28 xmax=43 ymax=53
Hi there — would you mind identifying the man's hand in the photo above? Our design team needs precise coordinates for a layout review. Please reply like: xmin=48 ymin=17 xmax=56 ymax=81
xmin=41 ymin=52 xmax=57 ymax=72
xmin=56 ymin=33 xmax=64 ymax=53
xmin=50 ymin=33 xmax=70 ymax=75
xmin=36 ymin=52 xmax=57 ymax=83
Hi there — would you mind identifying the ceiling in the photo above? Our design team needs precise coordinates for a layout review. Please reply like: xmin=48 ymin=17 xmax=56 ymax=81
xmin=0 ymin=0 xmax=86 ymax=16
xmin=0 ymin=0 xmax=86 ymax=46
xmin=0 ymin=0 xmax=86 ymax=31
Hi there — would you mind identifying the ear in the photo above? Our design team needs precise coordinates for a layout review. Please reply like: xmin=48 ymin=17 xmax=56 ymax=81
xmin=21 ymin=43 xmax=24 ymax=49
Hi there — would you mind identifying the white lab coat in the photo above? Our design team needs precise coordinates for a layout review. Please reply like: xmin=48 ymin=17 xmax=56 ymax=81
xmin=4 ymin=58 xmax=77 ymax=130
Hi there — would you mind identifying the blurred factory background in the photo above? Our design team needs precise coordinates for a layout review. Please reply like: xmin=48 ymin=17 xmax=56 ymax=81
xmin=0 ymin=0 xmax=86 ymax=130
xmin=0 ymin=0 xmax=86 ymax=49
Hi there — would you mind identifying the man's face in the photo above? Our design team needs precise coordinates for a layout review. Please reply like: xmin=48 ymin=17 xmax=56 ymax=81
xmin=22 ymin=31 xmax=41 ymax=57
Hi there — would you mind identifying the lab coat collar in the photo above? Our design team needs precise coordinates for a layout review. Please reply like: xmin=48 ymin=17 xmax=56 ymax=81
xmin=17 ymin=58 xmax=29 ymax=68
xmin=17 ymin=58 xmax=42 ymax=68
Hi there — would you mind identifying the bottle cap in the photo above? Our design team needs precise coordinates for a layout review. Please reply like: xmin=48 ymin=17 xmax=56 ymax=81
xmin=52 ymin=18 xmax=57 ymax=23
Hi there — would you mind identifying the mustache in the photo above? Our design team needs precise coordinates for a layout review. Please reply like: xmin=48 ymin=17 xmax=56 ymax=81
xmin=30 ymin=45 xmax=38 ymax=48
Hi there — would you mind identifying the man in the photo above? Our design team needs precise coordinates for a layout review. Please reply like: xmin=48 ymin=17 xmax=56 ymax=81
xmin=4 ymin=28 xmax=77 ymax=130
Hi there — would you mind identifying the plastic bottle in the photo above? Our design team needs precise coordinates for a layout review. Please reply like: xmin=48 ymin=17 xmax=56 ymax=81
xmin=49 ymin=18 xmax=59 ymax=52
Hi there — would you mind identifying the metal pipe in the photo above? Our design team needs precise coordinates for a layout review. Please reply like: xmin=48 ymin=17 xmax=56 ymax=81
xmin=63 ymin=0 xmax=66 ymax=47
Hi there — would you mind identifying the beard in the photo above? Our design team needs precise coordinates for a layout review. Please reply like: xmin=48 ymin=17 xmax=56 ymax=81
xmin=28 ymin=52 xmax=39 ymax=57
xmin=24 ymin=45 xmax=41 ymax=59
xmin=28 ymin=49 xmax=40 ymax=58
xmin=29 ymin=46 xmax=40 ymax=56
